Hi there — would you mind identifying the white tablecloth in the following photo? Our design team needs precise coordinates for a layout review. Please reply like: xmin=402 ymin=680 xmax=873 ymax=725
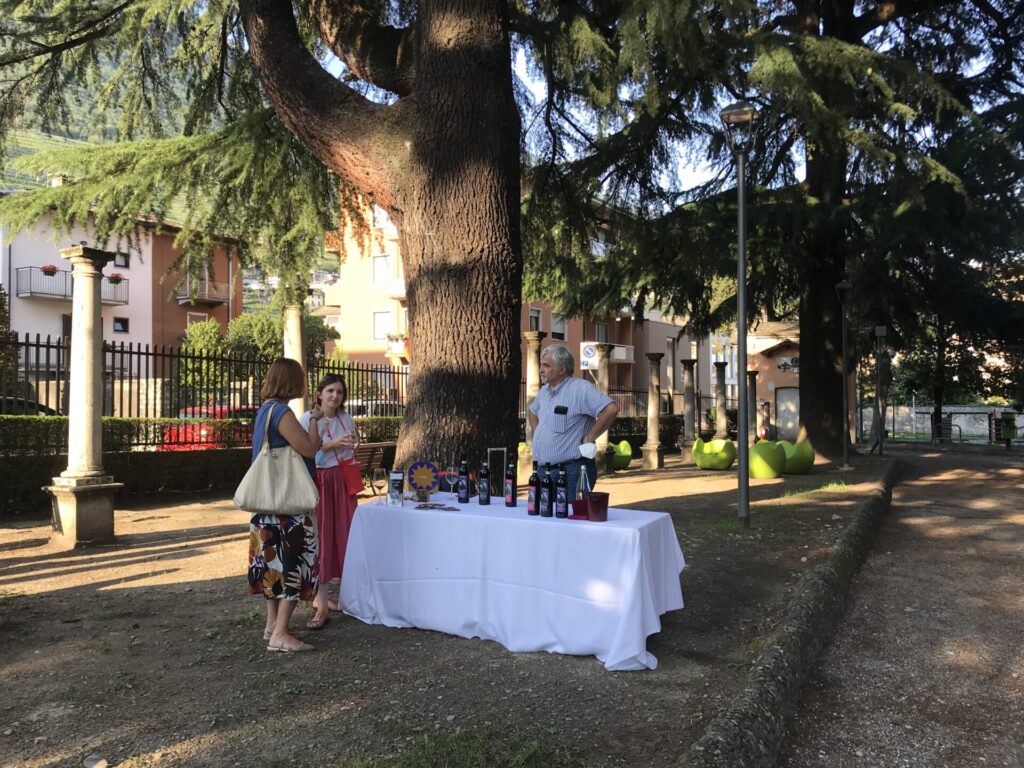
xmin=339 ymin=498 xmax=685 ymax=670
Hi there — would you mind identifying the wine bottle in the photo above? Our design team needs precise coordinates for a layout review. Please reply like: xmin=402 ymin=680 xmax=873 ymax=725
xmin=527 ymin=460 xmax=539 ymax=515
xmin=540 ymin=463 xmax=554 ymax=517
xmin=504 ymin=458 xmax=517 ymax=507
xmin=554 ymin=465 xmax=568 ymax=518
xmin=478 ymin=460 xmax=491 ymax=505
xmin=457 ymin=457 xmax=469 ymax=503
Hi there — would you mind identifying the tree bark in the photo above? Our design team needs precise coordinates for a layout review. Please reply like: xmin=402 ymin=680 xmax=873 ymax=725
xmin=796 ymin=0 xmax=853 ymax=459
xmin=241 ymin=0 xmax=522 ymax=467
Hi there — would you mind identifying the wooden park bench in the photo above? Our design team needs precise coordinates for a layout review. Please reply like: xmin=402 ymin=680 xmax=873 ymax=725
xmin=352 ymin=441 xmax=396 ymax=496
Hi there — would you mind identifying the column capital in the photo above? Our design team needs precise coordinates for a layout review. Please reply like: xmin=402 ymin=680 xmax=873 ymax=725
xmin=645 ymin=352 xmax=665 ymax=364
xmin=713 ymin=360 xmax=728 ymax=371
xmin=60 ymin=245 xmax=114 ymax=273
xmin=522 ymin=330 xmax=548 ymax=346
xmin=679 ymin=358 xmax=697 ymax=367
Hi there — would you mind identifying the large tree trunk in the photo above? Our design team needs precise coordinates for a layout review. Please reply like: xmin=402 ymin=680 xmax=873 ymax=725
xmin=796 ymin=0 xmax=852 ymax=459
xmin=242 ymin=0 xmax=523 ymax=469
xmin=392 ymin=0 xmax=522 ymax=468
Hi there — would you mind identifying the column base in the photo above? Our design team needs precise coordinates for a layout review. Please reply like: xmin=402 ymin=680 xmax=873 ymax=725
xmin=46 ymin=475 xmax=123 ymax=549
xmin=641 ymin=444 xmax=664 ymax=470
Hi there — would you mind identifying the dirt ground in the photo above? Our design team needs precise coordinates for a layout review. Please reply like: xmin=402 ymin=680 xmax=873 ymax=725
xmin=779 ymin=448 xmax=1024 ymax=768
xmin=0 ymin=452 xmax=906 ymax=767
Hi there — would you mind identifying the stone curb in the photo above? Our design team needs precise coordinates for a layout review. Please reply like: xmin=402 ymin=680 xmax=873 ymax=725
xmin=676 ymin=459 xmax=906 ymax=768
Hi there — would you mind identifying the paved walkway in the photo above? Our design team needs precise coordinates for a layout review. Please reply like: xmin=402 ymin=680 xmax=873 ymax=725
xmin=779 ymin=448 xmax=1024 ymax=767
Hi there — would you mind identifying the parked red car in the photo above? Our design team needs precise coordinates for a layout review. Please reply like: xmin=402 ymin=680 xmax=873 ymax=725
xmin=159 ymin=405 xmax=258 ymax=451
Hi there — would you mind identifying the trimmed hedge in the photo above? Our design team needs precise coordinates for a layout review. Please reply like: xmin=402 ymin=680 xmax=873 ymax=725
xmin=0 ymin=448 xmax=252 ymax=517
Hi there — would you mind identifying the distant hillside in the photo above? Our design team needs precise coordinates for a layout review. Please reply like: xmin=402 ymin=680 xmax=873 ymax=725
xmin=1 ymin=131 xmax=94 ymax=193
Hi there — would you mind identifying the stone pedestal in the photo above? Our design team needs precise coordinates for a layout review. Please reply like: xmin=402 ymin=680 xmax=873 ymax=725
xmin=680 ymin=359 xmax=697 ymax=463
xmin=642 ymin=353 xmax=664 ymax=470
xmin=519 ymin=331 xmax=547 ymax=479
xmin=746 ymin=370 xmax=758 ymax=444
xmin=282 ymin=303 xmax=307 ymax=415
xmin=595 ymin=343 xmax=615 ymax=476
xmin=48 ymin=476 xmax=122 ymax=549
xmin=49 ymin=245 xmax=122 ymax=548
xmin=713 ymin=361 xmax=729 ymax=438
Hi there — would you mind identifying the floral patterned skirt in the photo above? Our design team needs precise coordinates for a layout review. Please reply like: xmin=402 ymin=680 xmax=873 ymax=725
xmin=247 ymin=513 xmax=319 ymax=601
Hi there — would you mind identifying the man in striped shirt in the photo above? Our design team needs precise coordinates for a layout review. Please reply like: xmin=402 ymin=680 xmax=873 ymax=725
xmin=528 ymin=344 xmax=619 ymax=497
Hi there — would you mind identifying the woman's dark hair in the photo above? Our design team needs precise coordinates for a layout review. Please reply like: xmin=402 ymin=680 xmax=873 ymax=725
xmin=315 ymin=374 xmax=348 ymax=410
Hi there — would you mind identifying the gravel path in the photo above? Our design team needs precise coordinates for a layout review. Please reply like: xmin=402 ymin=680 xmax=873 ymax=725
xmin=779 ymin=449 xmax=1024 ymax=767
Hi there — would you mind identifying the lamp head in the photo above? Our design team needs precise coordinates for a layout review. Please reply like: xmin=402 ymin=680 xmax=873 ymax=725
xmin=720 ymin=100 xmax=761 ymax=156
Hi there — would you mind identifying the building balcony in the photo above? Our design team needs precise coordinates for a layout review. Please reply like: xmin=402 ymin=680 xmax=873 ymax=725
xmin=385 ymin=335 xmax=409 ymax=359
xmin=386 ymin=278 xmax=406 ymax=300
xmin=578 ymin=341 xmax=635 ymax=369
xmin=16 ymin=266 xmax=129 ymax=305
xmin=176 ymin=279 xmax=228 ymax=306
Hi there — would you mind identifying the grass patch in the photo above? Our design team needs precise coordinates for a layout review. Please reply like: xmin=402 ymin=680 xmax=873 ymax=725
xmin=354 ymin=728 xmax=593 ymax=768
xmin=778 ymin=480 xmax=850 ymax=499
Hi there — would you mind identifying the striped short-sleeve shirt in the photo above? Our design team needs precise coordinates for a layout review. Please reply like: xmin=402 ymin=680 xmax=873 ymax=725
xmin=529 ymin=375 xmax=614 ymax=466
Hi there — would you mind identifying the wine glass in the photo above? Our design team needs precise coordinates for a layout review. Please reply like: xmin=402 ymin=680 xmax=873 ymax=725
xmin=446 ymin=463 xmax=458 ymax=501
xmin=371 ymin=468 xmax=387 ymax=498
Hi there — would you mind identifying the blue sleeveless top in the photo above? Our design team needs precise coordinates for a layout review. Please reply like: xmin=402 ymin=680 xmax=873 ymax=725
xmin=251 ymin=399 xmax=315 ymax=477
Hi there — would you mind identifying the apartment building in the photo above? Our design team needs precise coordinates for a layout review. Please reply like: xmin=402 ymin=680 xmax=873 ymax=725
xmin=1 ymin=214 xmax=242 ymax=348
xmin=319 ymin=206 xmax=716 ymax=409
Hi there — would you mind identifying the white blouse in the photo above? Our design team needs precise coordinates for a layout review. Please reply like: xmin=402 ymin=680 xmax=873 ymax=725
xmin=300 ymin=410 xmax=357 ymax=467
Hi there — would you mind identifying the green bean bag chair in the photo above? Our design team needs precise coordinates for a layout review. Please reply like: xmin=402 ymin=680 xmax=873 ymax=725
xmin=612 ymin=439 xmax=633 ymax=470
xmin=778 ymin=439 xmax=814 ymax=474
xmin=749 ymin=440 xmax=786 ymax=479
xmin=693 ymin=438 xmax=736 ymax=470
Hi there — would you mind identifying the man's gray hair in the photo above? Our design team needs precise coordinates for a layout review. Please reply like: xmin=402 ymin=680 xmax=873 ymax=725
xmin=541 ymin=344 xmax=575 ymax=375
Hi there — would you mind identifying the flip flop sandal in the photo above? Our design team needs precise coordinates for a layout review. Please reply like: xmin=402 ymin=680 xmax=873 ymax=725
xmin=306 ymin=612 xmax=329 ymax=630
xmin=267 ymin=641 xmax=315 ymax=653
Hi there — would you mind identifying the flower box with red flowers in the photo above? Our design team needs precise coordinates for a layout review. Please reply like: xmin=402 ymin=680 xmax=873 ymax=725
xmin=107 ymin=273 xmax=125 ymax=284
xmin=40 ymin=264 xmax=58 ymax=276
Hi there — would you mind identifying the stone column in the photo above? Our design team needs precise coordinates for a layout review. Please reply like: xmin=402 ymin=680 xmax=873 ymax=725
xmin=713 ymin=361 xmax=729 ymax=438
xmin=282 ymin=303 xmax=306 ymax=415
xmin=595 ymin=343 xmax=615 ymax=475
xmin=746 ymin=370 xmax=758 ymax=443
xmin=680 ymin=359 xmax=697 ymax=462
xmin=47 ymin=246 xmax=123 ymax=549
xmin=643 ymin=353 xmax=665 ymax=469
xmin=519 ymin=330 xmax=546 ymax=477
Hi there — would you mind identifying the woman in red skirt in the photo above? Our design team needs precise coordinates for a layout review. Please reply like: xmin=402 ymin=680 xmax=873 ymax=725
xmin=300 ymin=374 xmax=360 ymax=630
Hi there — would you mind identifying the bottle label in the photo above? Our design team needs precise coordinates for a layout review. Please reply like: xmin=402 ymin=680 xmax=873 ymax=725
xmin=540 ymin=487 xmax=551 ymax=516
xmin=479 ymin=478 xmax=490 ymax=503
xmin=458 ymin=476 xmax=468 ymax=502
xmin=555 ymin=487 xmax=568 ymax=517
xmin=527 ymin=487 xmax=536 ymax=513
xmin=504 ymin=479 xmax=514 ymax=504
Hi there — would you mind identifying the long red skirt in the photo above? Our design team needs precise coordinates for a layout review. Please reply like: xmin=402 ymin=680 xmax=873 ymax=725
xmin=314 ymin=464 xmax=359 ymax=582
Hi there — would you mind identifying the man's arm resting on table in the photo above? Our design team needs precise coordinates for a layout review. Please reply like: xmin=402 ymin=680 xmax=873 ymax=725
xmin=583 ymin=402 xmax=619 ymax=444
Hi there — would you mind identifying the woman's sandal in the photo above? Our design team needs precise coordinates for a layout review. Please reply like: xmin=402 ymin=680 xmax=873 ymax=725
xmin=262 ymin=629 xmax=273 ymax=642
xmin=306 ymin=611 xmax=329 ymax=630
xmin=327 ymin=600 xmax=342 ymax=613
xmin=267 ymin=640 xmax=315 ymax=653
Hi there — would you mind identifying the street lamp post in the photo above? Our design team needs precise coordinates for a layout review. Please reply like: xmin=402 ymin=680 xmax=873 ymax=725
xmin=836 ymin=279 xmax=851 ymax=467
xmin=720 ymin=100 xmax=759 ymax=529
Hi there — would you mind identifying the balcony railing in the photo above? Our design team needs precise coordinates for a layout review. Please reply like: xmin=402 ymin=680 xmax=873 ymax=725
xmin=15 ymin=266 xmax=129 ymax=305
xmin=176 ymin=279 xmax=229 ymax=305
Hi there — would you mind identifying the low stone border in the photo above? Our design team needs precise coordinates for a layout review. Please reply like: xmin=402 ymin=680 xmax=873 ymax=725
xmin=677 ymin=459 xmax=906 ymax=768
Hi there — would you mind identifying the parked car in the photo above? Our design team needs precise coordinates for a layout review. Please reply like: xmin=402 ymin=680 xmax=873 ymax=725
xmin=159 ymin=404 xmax=258 ymax=451
xmin=347 ymin=399 xmax=405 ymax=418
xmin=0 ymin=397 xmax=58 ymax=415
